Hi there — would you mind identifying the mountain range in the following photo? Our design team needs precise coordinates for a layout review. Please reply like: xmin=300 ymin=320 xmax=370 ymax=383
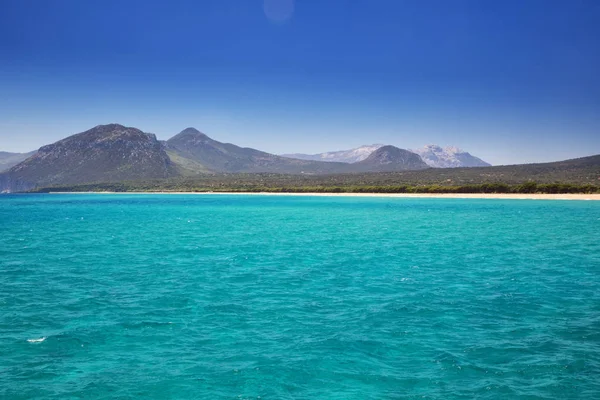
xmin=281 ymin=144 xmax=385 ymax=164
xmin=282 ymin=144 xmax=490 ymax=168
xmin=0 ymin=124 xmax=429 ymax=192
xmin=165 ymin=127 xmax=352 ymax=175
xmin=1 ymin=123 xmax=595 ymax=193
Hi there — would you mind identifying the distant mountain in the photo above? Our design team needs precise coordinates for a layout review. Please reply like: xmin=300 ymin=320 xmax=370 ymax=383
xmin=281 ymin=144 xmax=385 ymax=163
xmin=0 ymin=124 xmax=511 ymax=193
xmin=411 ymin=145 xmax=491 ymax=168
xmin=33 ymin=154 xmax=600 ymax=193
xmin=0 ymin=151 xmax=36 ymax=172
xmin=284 ymin=144 xmax=490 ymax=168
xmin=165 ymin=127 xmax=353 ymax=174
xmin=0 ymin=124 xmax=176 ymax=192
xmin=283 ymin=144 xmax=430 ymax=172
xmin=2 ymin=125 xmax=442 ymax=192
xmin=352 ymin=145 xmax=429 ymax=172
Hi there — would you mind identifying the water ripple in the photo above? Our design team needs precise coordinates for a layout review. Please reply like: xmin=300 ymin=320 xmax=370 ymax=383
xmin=1 ymin=194 xmax=599 ymax=399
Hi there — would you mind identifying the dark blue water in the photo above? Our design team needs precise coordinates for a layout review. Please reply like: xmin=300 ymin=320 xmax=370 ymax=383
xmin=1 ymin=194 xmax=599 ymax=399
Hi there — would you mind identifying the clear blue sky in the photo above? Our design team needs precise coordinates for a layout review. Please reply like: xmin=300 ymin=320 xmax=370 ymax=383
xmin=1 ymin=0 xmax=599 ymax=165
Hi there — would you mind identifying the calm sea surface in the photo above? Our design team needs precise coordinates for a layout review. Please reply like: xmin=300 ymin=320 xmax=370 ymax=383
xmin=1 ymin=194 xmax=599 ymax=399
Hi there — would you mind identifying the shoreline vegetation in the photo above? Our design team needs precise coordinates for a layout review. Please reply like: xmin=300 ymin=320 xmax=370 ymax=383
xmin=27 ymin=181 xmax=600 ymax=200
xmin=43 ymin=192 xmax=600 ymax=200
xmin=4 ymin=150 xmax=599 ymax=194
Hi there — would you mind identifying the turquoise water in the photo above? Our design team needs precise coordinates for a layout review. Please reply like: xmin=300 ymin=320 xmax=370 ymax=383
xmin=1 ymin=194 xmax=599 ymax=399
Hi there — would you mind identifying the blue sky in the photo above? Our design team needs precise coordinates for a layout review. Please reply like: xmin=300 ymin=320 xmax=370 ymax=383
xmin=1 ymin=0 xmax=599 ymax=165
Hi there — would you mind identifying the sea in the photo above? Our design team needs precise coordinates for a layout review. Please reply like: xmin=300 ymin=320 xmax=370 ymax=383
xmin=1 ymin=194 xmax=599 ymax=399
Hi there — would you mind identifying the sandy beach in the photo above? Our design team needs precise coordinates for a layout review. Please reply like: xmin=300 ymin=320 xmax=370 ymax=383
xmin=51 ymin=192 xmax=600 ymax=200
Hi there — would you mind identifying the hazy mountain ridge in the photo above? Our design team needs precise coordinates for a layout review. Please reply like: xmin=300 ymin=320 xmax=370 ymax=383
xmin=0 ymin=125 xmax=433 ymax=192
xmin=281 ymin=144 xmax=385 ymax=163
xmin=0 ymin=151 xmax=36 ymax=172
xmin=165 ymin=129 xmax=428 ymax=174
xmin=165 ymin=127 xmax=354 ymax=174
xmin=1 ymin=123 xmax=596 ymax=193
xmin=35 ymin=154 xmax=600 ymax=194
xmin=411 ymin=145 xmax=491 ymax=168
xmin=282 ymin=144 xmax=490 ymax=167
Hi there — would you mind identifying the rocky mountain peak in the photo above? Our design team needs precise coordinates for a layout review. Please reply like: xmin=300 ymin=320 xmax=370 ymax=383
xmin=281 ymin=144 xmax=385 ymax=163
xmin=365 ymin=146 xmax=419 ymax=164
xmin=1 ymin=124 xmax=176 ymax=192
xmin=168 ymin=128 xmax=210 ymax=147
xmin=355 ymin=145 xmax=429 ymax=171
xmin=179 ymin=127 xmax=204 ymax=135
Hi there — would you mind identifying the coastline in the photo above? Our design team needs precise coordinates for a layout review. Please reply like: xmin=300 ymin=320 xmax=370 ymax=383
xmin=47 ymin=192 xmax=600 ymax=200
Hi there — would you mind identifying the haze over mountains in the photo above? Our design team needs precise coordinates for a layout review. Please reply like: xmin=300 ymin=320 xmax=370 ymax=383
xmin=283 ymin=144 xmax=490 ymax=168
xmin=164 ymin=127 xmax=354 ymax=175
xmin=0 ymin=124 xmax=429 ymax=192
xmin=410 ymin=145 xmax=491 ymax=168
xmin=0 ymin=123 xmax=597 ymax=193
xmin=0 ymin=151 xmax=36 ymax=172
xmin=282 ymin=145 xmax=385 ymax=164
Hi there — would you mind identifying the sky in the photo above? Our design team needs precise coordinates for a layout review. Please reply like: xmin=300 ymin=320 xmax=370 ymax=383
xmin=0 ymin=0 xmax=599 ymax=165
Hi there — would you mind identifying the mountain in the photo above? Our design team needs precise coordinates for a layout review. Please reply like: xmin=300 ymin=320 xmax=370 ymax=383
xmin=1 ymin=125 xmax=438 ymax=192
xmin=283 ymin=144 xmax=491 ymax=168
xmin=411 ymin=145 xmax=491 ymax=168
xmin=2 ymin=123 xmax=597 ymax=193
xmin=281 ymin=144 xmax=385 ymax=163
xmin=0 ymin=124 xmax=175 ymax=192
xmin=352 ymin=145 xmax=429 ymax=172
xmin=33 ymin=154 xmax=600 ymax=193
xmin=165 ymin=127 xmax=353 ymax=174
xmin=0 ymin=151 xmax=36 ymax=172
